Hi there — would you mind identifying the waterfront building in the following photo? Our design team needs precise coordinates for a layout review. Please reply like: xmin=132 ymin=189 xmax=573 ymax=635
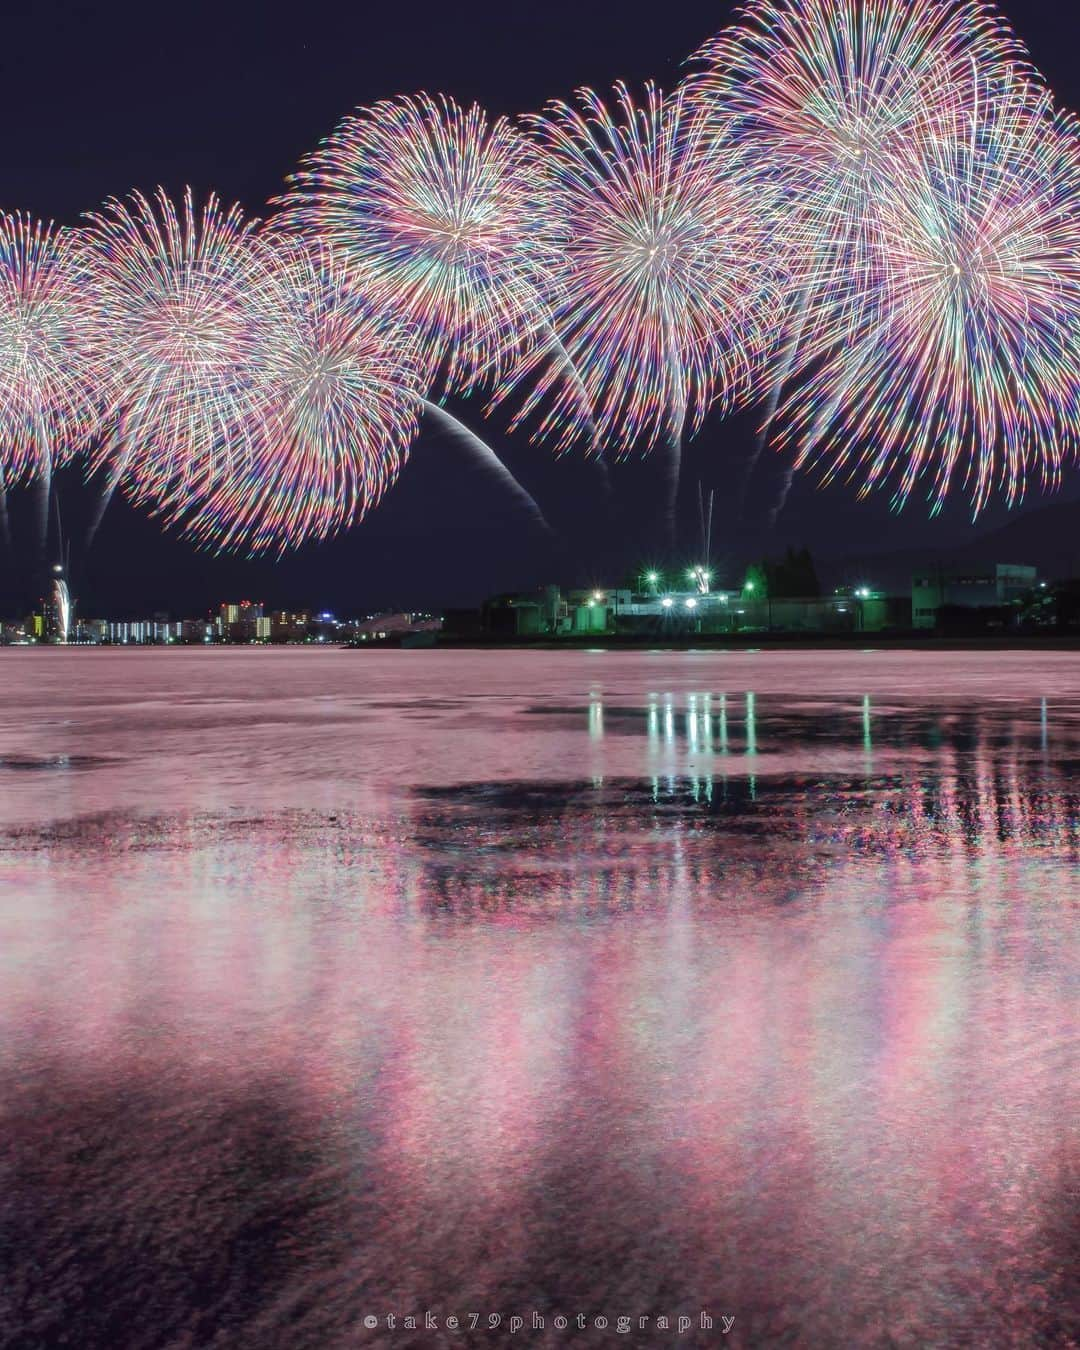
xmin=480 ymin=584 xmax=909 ymax=637
xmin=350 ymin=613 xmax=443 ymax=644
xmin=270 ymin=610 xmax=309 ymax=642
xmin=217 ymin=600 xmax=264 ymax=643
xmin=912 ymin=565 xmax=1038 ymax=630
xmin=181 ymin=619 xmax=215 ymax=643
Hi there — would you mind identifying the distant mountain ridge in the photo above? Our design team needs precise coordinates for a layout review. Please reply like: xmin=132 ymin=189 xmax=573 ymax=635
xmin=819 ymin=498 xmax=1080 ymax=593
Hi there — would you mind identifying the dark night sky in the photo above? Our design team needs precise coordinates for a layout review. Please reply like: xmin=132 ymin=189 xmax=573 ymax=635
xmin=3 ymin=0 xmax=1080 ymax=618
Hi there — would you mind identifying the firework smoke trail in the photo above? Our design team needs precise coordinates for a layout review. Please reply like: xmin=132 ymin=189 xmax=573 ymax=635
xmin=84 ymin=444 xmax=127 ymax=550
xmin=421 ymin=400 xmax=552 ymax=532
xmin=736 ymin=285 xmax=808 ymax=517
xmin=80 ymin=188 xmax=279 ymax=540
xmin=502 ymin=82 xmax=786 ymax=539
xmin=165 ymin=238 xmax=424 ymax=554
xmin=0 ymin=214 xmax=106 ymax=551
xmin=689 ymin=0 xmax=1028 ymax=513
xmin=773 ymin=69 xmax=1080 ymax=513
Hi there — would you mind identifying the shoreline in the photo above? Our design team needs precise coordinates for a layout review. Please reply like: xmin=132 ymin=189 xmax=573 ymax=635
xmin=4 ymin=633 xmax=1080 ymax=653
xmin=365 ymin=632 xmax=1080 ymax=653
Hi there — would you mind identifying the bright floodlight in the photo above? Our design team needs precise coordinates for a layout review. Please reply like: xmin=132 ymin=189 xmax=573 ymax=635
xmin=662 ymin=597 xmax=674 ymax=609
xmin=685 ymin=597 xmax=698 ymax=610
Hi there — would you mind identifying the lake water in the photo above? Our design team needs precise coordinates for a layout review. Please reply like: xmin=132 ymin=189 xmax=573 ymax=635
xmin=0 ymin=649 xmax=1077 ymax=1348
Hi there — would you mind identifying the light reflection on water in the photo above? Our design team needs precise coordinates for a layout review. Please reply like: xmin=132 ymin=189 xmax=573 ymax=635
xmin=0 ymin=650 xmax=1077 ymax=1348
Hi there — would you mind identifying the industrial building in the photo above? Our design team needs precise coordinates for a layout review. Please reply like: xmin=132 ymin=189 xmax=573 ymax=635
xmin=481 ymin=582 xmax=909 ymax=637
xmin=912 ymin=564 xmax=1039 ymax=629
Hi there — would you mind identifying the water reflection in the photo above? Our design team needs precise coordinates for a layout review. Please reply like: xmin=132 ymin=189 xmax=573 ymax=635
xmin=0 ymin=656 xmax=1077 ymax=1348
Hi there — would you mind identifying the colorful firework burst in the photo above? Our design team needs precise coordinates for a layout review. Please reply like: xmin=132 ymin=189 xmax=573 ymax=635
xmin=81 ymin=187 xmax=279 ymax=516
xmin=500 ymin=81 xmax=788 ymax=455
xmin=771 ymin=72 xmax=1080 ymax=511
xmin=0 ymin=213 xmax=105 ymax=487
xmin=274 ymin=94 xmax=560 ymax=398
xmin=689 ymin=0 xmax=1028 ymax=371
xmin=180 ymin=237 xmax=424 ymax=554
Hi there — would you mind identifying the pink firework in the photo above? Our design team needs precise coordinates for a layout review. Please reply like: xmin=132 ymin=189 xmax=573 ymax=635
xmin=501 ymin=82 xmax=789 ymax=456
xmin=687 ymin=0 xmax=1030 ymax=397
xmin=80 ymin=187 xmax=279 ymax=511
xmin=0 ymin=213 xmax=105 ymax=488
xmin=181 ymin=237 xmax=424 ymax=555
xmin=274 ymin=94 xmax=560 ymax=398
xmin=771 ymin=72 xmax=1080 ymax=513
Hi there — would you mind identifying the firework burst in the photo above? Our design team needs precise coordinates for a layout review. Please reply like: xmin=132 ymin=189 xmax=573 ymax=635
xmin=181 ymin=237 xmax=424 ymax=555
xmin=689 ymin=0 xmax=1024 ymax=287
xmin=0 ymin=213 xmax=105 ymax=489
xmin=502 ymin=81 xmax=788 ymax=455
xmin=688 ymin=0 xmax=1031 ymax=439
xmin=80 ymin=187 xmax=279 ymax=516
xmin=274 ymin=94 xmax=560 ymax=398
xmin=772 ymin=73 xmax=1080 ymax=512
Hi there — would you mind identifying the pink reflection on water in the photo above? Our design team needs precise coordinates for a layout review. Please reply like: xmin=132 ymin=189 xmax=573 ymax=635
xmin=0 ymin=651 xmax=1077 ymax=1345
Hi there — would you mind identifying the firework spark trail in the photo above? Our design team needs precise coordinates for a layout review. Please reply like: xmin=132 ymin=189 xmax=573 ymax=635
xmin=502 ymin=81 xmax=787 ymax=484
xmin=0 ymin=214 xmax=106 ymax=549
xmin=80 ymin=188 xmax=279 ymax=530
xmin=773 ymin=71 xmax=1080 ymax=512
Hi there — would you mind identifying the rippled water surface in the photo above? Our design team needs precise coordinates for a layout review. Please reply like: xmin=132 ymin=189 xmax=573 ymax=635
xmin=1 ymin=649 xmax=1077 ymax=1348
